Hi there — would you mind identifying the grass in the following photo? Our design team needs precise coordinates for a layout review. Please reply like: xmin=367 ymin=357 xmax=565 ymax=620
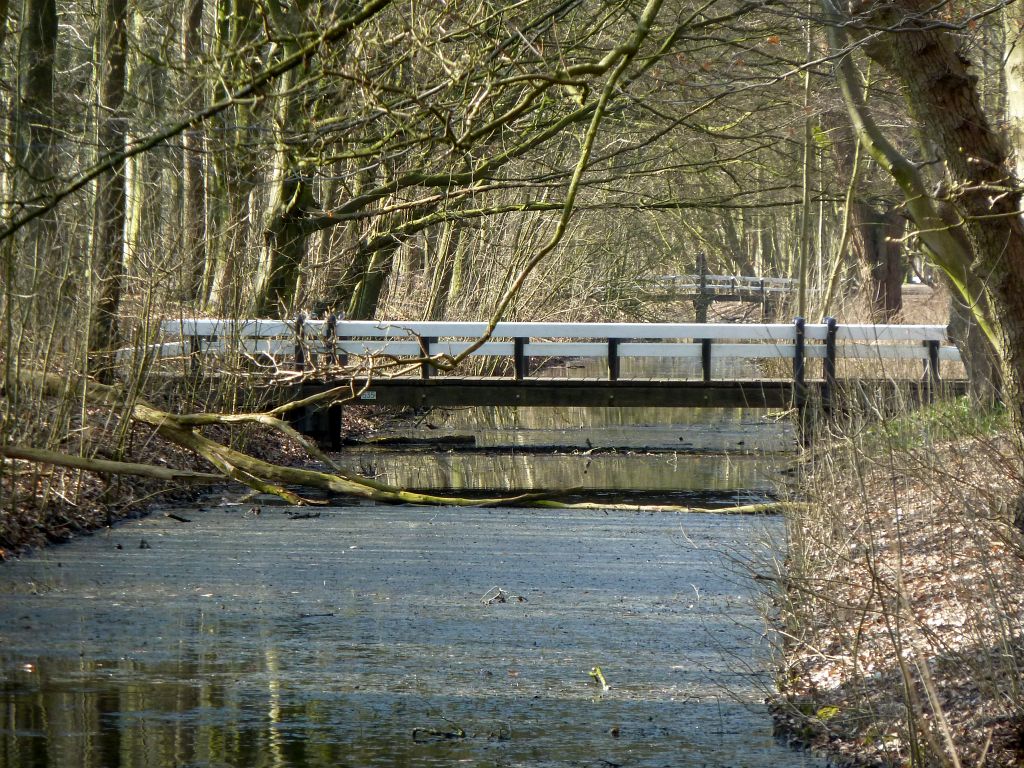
xmin=860 ymin=396 xmax=1009 ymax=453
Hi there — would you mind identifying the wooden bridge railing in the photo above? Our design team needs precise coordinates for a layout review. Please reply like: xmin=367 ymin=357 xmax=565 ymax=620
xmin=153 ymin=318 xmax=961 ymax=395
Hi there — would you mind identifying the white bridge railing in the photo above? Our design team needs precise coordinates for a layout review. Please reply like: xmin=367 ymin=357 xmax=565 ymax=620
xmin=149 ymin=318 xmax=961 ymax=388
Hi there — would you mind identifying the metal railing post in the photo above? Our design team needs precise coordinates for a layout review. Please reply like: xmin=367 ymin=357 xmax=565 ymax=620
xmin=294 ymin=313 xmax=306 ymax=371
xmin=701 ymin=337 xmax=712 ymax=383
xmin=420 ymin=336 xmax=436 ymax=379
xmin=189 ymin=334 xmax=203 ymax=379
xmin=607 ymin=338 xmax=620 ymax=381
xmin=926 ymin=338 xmax=941 ymax=400
xmin=514 ymin=337 xmax=528 ymax=380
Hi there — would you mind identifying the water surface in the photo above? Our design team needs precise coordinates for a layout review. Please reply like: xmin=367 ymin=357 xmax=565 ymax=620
xmin=0 ymin=505 xmax=822 ymax=767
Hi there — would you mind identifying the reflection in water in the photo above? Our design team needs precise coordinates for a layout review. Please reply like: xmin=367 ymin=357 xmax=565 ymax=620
xmin=351 ymin=405 xmax=796 ymax=496
xmin=341 ymin=447 xmax=777 ymax=494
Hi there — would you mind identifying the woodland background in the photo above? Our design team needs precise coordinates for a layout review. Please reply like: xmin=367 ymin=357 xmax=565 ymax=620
xmin=3 ymin=0 xmax=1024 ymax=479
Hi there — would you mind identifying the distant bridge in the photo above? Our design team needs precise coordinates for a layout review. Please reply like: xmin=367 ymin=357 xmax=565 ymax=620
xmin=647 ymin=273 xmax=797 ymax=301
xmin=146 ymin=318 xmax=966 ymax=446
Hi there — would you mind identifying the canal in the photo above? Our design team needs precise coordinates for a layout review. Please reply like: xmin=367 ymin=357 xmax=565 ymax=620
xmin=0 ymin=405 xmax=824 ymax=767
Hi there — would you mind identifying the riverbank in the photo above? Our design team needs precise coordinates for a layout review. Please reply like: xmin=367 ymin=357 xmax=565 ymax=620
xmin=0 ymin=404 xmax=386 ymax=559
xmin=774 ymin=405 xmax=1024 ymax=766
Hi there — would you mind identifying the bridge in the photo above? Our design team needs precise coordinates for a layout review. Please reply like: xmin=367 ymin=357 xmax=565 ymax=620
xmin=148 ymin=318 xmax=966 ymax=446
xmin=646 ymin=273 xmax=797 ymax=300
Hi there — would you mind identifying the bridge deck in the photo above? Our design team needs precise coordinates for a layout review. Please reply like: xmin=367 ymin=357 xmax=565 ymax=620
xmin=301 ymin=376 xmax=966 ymax=409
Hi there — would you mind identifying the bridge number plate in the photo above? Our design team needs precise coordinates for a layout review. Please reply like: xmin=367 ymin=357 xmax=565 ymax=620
xmin=360 ymin=390 xmax=377 ymax=401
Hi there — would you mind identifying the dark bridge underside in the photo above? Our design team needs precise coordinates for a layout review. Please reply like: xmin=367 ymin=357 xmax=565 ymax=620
xmin=297 ymin=377 xmax=968 ymax=410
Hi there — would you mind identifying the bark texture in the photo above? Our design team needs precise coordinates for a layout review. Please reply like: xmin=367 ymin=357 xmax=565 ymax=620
xmin=88 ymin=0 xmax=129 ymax=378
xmin=848 ymin=202 xmax=904 ymax=320
xmin=851 ymin=0 xmax=1024 ymax=519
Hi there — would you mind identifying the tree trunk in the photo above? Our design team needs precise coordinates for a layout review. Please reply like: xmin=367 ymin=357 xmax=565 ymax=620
xmin=423 ymin=221 xmax=463 ymax=320
xmin=349 ymin=242 xmax=399 ymax=319
xmin=718 ymin=214 xmax=754 ymax=276
xmin=88 ymin=0 xmax=128 ymax=379
xmin=205 ymin=0 xmax=262 ymax=313
xmin=948 ymin=286 xmax=1002 ymax=402
xmin=1005 ymin=2 xmax=1024 ymax=181
xmin=181 ymin=0 xmax=207 ymax=302
xmin=848 ymin=201 xmax=904 ymax=320
xmin=253 ymin=0 xmax=317 ymax=317
xmin=842 ymin=0 xmax=1024 ymax=529
xmin=18 ymin=0 xmax=57 ymax=187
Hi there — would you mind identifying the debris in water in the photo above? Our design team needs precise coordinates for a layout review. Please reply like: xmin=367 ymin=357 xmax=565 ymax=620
xmin=589 ymin=665 xmax=610 ymax=691
xmin=412 ymin=725 xmax=466 ymax=742
xmin=480 ymin=586 xmax=526 ymax=604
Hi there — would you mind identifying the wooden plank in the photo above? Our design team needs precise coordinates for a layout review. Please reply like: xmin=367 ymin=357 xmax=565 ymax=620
xmin=831 ymin=324 xmax=949 ymax=342
xmin=656 ymin=274 xmax=797 ymax=288
xmin=711 ymin=342 xmax=798 ymax=359
xmin=114 ymin=341 xmax=189 ymax=361
xmin=428 ymin=341 xmax=516 ymax=356
xmin=165 ymin=318 xmax=951 ymax=343
xmin=522 ymin=341 xmax=608 ymax=356
xmin=834 ymin=344 xmax=938 ymax=360
xmin=340 ymin=320 xmax=804 ymax=340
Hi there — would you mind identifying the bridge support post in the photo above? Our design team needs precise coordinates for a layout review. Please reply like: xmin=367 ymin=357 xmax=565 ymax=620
xmin=701 ymin=338 xmax=712 ymax=383
xmin=514 ymin=337 xmax=528 ymax=380
xmin=822 ymin=317 xmax=837 ymax=418
xmin=607 ymin=338 xmax=620 ymax=381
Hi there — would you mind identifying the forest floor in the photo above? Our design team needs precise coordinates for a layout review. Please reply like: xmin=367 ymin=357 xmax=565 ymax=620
xmin=774 ymin=416 xmax=1024 ymax=767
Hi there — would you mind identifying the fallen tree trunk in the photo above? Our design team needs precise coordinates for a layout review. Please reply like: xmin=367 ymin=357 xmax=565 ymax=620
xmin=531 ymin=500 xmax=809 ymax=515
xmin=0 ymin=445 xmax=224 ymax=484
xmin=12 ymin=369 xmax=799 ymax=514
xmin=14 ymin=369 xmax=585 ymax=506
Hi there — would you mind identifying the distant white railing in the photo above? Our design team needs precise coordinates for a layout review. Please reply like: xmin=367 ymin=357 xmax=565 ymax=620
xmin=147 ymin=318 xmax=961 ymax=388
xmin=651 ymin=274 xmax=797 ymax=296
